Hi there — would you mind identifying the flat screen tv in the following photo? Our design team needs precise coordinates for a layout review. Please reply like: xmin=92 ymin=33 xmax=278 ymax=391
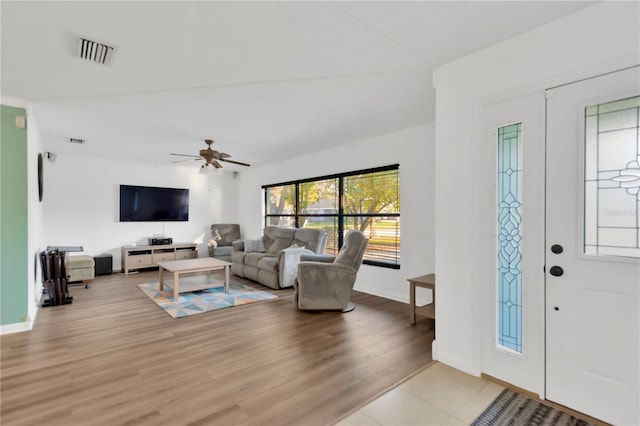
xmin=119 ymin=185 xmax=189 ymax=222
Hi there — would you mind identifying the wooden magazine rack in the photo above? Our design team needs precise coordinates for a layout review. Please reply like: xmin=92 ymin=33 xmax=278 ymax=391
xmin=40 ymin=249 xmax=73 ymax=307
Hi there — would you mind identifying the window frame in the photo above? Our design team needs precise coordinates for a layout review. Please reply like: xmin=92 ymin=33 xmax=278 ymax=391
xmin=263 ymin=164 xmax=400 ymax=269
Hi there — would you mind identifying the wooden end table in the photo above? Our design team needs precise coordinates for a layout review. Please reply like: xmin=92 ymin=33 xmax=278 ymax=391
xmin=408 ymin=274 xmax=436 ymax=327
xmin=157 ymin=257 xmax=231 ymax=301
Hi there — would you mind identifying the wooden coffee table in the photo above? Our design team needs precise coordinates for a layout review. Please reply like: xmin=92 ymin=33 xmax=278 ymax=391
xmin=157 ymin=257 xmax=231 ymax=301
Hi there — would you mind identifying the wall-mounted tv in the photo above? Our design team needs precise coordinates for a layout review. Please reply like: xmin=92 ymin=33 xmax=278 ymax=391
xmin=119 ymin=185 xmax=189 ymax=222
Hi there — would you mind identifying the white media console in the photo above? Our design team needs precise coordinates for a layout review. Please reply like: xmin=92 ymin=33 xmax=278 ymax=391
xmin=121 ymin=242 xmax=198 ymax=274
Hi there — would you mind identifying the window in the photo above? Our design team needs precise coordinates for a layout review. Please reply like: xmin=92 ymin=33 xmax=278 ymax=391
xmin=584 ymin=96 xmax=640 ymax=259
xmin=496 ymin=123 xmax=523 ymax=353
xmin=263 ymin=165 xmax=400 ymax=268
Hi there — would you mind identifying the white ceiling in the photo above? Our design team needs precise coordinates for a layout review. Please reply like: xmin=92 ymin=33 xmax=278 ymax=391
xmin=1 ymin=1 xmax=595 ymax=169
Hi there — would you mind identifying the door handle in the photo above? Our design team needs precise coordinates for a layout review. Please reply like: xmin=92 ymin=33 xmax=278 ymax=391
xmin=549 ymin=266 xmax=564 ymax=277
xmin=551 ymin=244 xmax=563 ymax=254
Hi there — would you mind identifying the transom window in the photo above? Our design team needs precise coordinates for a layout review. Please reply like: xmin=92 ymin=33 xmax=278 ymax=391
xmin=263 ymin=165 xmax=400 ymax=269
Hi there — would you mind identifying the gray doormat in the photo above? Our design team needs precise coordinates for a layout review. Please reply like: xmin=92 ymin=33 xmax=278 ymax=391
xmin=472 ymin=389 xmax=593 ymax=426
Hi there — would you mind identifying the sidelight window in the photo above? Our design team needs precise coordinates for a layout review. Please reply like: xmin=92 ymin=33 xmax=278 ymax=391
xmin=497 ymin=123 xmax=523 ymax=353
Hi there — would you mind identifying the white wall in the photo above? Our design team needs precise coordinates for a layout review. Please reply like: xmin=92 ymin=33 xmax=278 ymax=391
xmin=235 ymin=122 xmax=435 ymax=303
xmin=42 ymin=155 xmax=238 ymax=271
xmin=35 ymin=121 xmax=434 ymax=304
xmin=433 ymin=0 xmax=639 ymax=378
xmin=26 ymin=106 xmax=46 ymax=325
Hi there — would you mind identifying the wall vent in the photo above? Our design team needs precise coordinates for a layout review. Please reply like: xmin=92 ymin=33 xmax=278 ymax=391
xmin=69 ymin=138 xmax=86 ymax=144
xmin=78 ymin=37 xmax=117 ymax=65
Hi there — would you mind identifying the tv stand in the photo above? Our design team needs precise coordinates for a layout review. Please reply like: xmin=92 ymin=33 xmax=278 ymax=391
xmin=122 ymin=242 xmax=198 ymax=274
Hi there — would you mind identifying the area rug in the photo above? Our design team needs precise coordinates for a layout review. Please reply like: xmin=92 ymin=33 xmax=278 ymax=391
xmin=137 ymin=279 xmax=277 ymax=319
xmin=472 ymin=389 xmax=592 ymax=426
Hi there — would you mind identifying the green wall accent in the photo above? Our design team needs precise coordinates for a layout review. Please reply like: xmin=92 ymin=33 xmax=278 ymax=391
xmin=1 ymin=105 xmax=28 ymax=326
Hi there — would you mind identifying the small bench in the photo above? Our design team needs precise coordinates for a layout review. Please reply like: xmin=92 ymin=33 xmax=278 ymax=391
xmin=67 ymin=255 xmax=95 ymax=288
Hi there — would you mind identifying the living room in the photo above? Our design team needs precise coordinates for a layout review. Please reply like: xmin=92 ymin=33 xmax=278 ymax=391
xmin=2 ymin=2 xmax=639 ymax=425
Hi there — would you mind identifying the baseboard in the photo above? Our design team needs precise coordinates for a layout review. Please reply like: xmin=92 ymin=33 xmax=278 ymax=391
xmin=354 ymin=284 xmax=406 ymax=303
xmin=354 ymin=283 xmax=433 ymax=306
xmin=0 ymin=319 xmax=33 ymax=335
xmin=2 ymin=291 xmax=42 ymax=335
xmin=432 ymin=350 xmax=481 ymax=377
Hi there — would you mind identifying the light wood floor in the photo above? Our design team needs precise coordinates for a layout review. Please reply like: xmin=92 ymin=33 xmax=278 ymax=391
xmin=1 ymin=270 xmax=434 ymax=425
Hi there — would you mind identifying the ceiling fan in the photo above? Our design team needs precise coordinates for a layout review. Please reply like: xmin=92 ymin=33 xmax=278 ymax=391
xmin=171 ymin=139 xmax=251 ymax=169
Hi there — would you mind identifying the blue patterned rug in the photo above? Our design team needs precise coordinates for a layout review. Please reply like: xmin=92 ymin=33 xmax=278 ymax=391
xmin=137 ymin=279 xmax=277 ymax=319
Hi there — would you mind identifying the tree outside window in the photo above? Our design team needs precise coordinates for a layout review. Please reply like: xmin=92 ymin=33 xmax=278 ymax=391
xmin=264 ymin=165 xmax=400 ymax=268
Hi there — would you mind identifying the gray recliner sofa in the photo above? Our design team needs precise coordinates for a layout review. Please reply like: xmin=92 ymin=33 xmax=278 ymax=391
xmin=231 ymin=226 xmax=327 ymax=289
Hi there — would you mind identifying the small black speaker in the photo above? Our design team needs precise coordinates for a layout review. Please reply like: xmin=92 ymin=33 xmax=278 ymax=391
xmin=94 ymin=254 xmax=112 ymax=276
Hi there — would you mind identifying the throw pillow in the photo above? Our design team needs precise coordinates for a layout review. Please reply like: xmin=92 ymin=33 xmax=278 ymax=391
xmin=244 ymin=239 xmax=265 ymax=253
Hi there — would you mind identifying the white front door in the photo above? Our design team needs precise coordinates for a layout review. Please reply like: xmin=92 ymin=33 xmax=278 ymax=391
xmin=545 ymin=66 xmax=640 ymax=425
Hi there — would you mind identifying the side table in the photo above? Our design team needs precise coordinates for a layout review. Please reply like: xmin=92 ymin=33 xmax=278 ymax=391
xmin=408 ymin=274 xmax=436 ymax=326
xmin=94 ymin=254 xmax=113 ymax=276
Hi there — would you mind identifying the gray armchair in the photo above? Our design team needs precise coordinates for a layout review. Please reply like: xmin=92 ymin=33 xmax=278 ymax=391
xmin=209 ymin=224 xmax=241 ymax=262
xmin=294 ymin=229 xmax=368 ymax=312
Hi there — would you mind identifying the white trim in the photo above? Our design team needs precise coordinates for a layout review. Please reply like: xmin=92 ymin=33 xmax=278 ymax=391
xmin=355 ymin=283 xmax=434 ymax=306
xmin=433 ymin=346 xmax=482 ymax=377
xmin=481 ymin=56 xmax=639 ymax=109
xmin=1 ymin=295 xmax=41 ymax=336
xmin=477 ymin=92 xmax=546 ymax=395
xmin=2 ymin=290 xmax=42 ymax=335
xmin=354 ymin=283 xmax=406 ymax=303
xmin=0 ymin=319 xmax=33 ymax=335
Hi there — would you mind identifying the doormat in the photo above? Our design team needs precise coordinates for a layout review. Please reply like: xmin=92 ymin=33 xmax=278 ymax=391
xmin=472 ymin=389 xmax=593 ymax=426
xmin=138 ymin=280 xmax=277 ymax=319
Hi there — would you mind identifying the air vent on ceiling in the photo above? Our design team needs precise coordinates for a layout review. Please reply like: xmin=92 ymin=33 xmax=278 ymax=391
xmin=69 ymin=138 xmax=86 ymax=144
xmin=78 ymin=37 xmax=117 ymax=66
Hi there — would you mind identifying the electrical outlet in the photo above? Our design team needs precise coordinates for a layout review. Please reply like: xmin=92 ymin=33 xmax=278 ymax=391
xmin=15 ymin=116 xmax=26 ymax=129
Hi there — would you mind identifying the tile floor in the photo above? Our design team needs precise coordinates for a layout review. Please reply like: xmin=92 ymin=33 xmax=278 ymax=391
xmin=337 ymin=362 xmax=505 ymax=426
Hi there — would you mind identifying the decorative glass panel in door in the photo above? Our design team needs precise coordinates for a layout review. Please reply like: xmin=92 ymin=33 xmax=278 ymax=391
xmin=497 ymin=123 xmax=523 ymax=353
xmin=584 ymin=96 xmax=640 ymax=259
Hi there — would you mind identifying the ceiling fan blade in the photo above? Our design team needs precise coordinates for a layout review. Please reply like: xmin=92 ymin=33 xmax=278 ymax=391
xmin=219 ymin=158 xmax=251 ymax=167
xmin=171 ymin=141 xmax=246 ymax=168
xmin=170 ymin=153 xmax=202 ymax=158
xmin=172 ymin=158 xmax=200 ymax=164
